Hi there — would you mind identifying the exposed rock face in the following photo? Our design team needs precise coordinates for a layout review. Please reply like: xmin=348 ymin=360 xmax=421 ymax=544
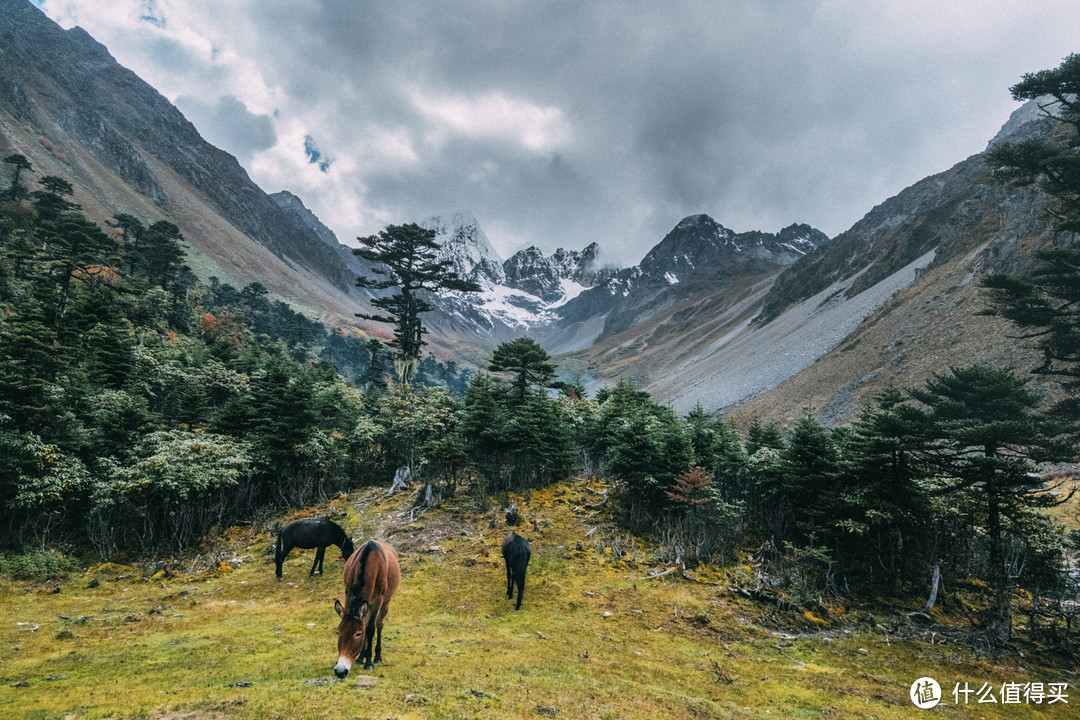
xmin=557 ymin=214 xmax=828 ymax=341
xmin=414 ymin=209 xmax=827 ymax=351
xmin=422 ymin=211 xmax=507 ymax=286
xmin=502 ymin=242 xmax=610 ymax=302
xmin=270 ymin=191 xmax=375 ymax=298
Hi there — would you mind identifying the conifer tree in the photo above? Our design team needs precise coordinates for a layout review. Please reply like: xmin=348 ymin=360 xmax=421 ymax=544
xmin=684 ymin=402 xmax=716 ymax=464
xmin=353 ymin=223 xmax=479 ymax=383
xmin=746 ymin=418 xmax=784 ymax=455
xmin=31 ymin=175 xmax=79 ymax=221
xmin=983 ymin=54 xmax=1080 ymax=418
xmin=488 ymin=336 xmax=558 ymax=401
xmin=463 ymin=373 xmax=511 ymax=488
xmin=505 ymin=388 xmax=576 ymax=489
xmin=908 ymin=365 xmax=1073 ymax=645
xmin=3 ymin=153 xmax=32 ymax=202
xmin=776 ymin=410 xmax=843 ymax=542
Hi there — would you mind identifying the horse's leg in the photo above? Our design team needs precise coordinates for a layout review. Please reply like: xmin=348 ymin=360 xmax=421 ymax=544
xmin=374 ymin=603 xmax=389 ymax=664
xmin=506 ymin=562 xmax=514 ymax=599
xmin=311 ymin=546 xmax=325 ymax=576
xmin=515 ymin=571 xmax=524 ymax=610
xmin=275 ymin=538 xmax=289 ymax=579
xmin=363 ymin=620 xmax=377 ymax=670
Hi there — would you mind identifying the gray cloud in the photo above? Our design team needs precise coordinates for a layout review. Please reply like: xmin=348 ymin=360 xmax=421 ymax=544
xmin=39 ymin=1 xmax=1080 ymax=264
xmin=174 ymin=94 xmax=275 ymax=167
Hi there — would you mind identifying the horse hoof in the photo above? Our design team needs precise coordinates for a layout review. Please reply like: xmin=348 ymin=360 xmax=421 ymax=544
xmin=364 ymin=662 xmax=375 ymax=671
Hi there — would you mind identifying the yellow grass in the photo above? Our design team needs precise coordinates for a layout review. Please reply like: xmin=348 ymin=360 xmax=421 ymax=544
xmin=0 ymin=477 xmax=1075 ymax=719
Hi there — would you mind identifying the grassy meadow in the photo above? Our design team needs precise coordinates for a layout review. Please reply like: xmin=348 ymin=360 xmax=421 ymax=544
xmin=1 ymin=478 xmax=1076 ymax=720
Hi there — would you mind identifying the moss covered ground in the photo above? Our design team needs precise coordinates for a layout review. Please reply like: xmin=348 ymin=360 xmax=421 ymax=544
xmin=1 ymin=477 xmax=1075 ymax=719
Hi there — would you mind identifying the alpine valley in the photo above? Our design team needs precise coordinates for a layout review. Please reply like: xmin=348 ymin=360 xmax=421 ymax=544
xmin=0 ymin=0 xmax=1053 ymax=424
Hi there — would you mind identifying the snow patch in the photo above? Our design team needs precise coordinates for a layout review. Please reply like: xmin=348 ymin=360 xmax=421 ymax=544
xmin=548 ymin=278 xmax=588 ymax=308
xmin=664 ymin=272 xmax=679 ymax=285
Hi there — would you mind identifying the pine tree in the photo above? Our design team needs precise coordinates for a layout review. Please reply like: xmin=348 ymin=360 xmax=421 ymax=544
xmin=776 ymin=410 xmax=843 ymax=542
xmin=31 ymin=175 xmax=79 ymax=221
xmin=3 ymin=153 xmax=32 ymax=202
xmin=354 ymin=223 xmax=479 ymax=383
xmin=666 ymin=466 xmax=713 ymax=506
xmin=746 ymin=418 xmax=784 ymax=455
xmin=684 ymin=402 xmax=716 ymax=465
xmin=463 ymin=373 xmax=510 ymax=488
xmin=504 ymin=389 xmax=575 ymax=489
xmin=488 ymin=336 xmax=559 ymax=401
xmin=909 ymin=365 xmax=1073 ymax=645
xmin=983 ymin=54 xmax=1080 ymax=418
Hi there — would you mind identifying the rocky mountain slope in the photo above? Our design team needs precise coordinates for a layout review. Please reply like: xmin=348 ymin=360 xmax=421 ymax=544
xmin=418 ymin=210 xmax=827 ymax=355
xmin=0 ymin=0 xmax=376 ymax=327
xmin=603 ymin=107 xmax=1055 ymax=421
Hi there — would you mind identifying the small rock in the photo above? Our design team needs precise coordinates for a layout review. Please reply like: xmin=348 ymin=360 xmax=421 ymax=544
xmin=45 ymin=674 xmax=67 ymax=681
xmin=226 ymin=681 xmax=253 ymax=688
xmin=354 ymin=675 xmax=378 ymax=687
xmin=11 ymin=682 xmax=30 ymax=688
xmin=404 ymin=693 xmax=428 ymax=704
xmin=536 ymin=706 xmax=558 ymax=716
xmin=304 ymin=679 xmax=329 ymax=686
xmin=858 ymin=648 xmax=868 ymax=654
xmin=602 ymin=612 xmax=612 ymax=618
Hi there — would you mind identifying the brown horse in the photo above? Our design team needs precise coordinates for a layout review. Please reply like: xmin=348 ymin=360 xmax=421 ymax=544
xmin=333 ymin=539 xmax=400 ymax=678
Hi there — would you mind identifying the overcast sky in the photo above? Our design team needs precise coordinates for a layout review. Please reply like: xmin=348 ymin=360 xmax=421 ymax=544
xmin=33 ymin=1 xmax=1080 ymax=265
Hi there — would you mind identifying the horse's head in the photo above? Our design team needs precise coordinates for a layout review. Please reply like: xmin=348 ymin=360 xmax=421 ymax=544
xmin=333 ymin=597 xmax=369 ymax=678
xmin=340 ymin=537 xmax=356 ymax=561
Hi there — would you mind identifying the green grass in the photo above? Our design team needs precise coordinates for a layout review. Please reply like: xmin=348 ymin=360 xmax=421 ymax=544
xmin=0 ymin=479 xmax=1075 ymax=719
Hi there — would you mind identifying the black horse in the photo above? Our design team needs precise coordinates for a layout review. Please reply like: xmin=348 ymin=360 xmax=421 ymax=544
xmin=275 ymin=517 xmax=355 ymax=579
xmin=502 ymin=531 xmax=531 ymax=610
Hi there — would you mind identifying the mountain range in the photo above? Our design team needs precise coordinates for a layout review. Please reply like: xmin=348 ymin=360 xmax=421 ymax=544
xmin=0 ymin=0 xmax=1055 ymax=424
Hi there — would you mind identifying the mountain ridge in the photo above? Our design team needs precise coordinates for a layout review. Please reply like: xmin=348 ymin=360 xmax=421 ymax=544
xmin=0 ymin=0 xmax=1061 ymax=424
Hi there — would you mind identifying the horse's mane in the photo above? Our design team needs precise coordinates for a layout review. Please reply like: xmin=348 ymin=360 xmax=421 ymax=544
xmin=346 ymin=540 xmax=381 ymax=618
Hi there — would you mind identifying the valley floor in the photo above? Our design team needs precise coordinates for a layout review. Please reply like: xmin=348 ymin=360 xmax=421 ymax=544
xmin=0 ymin=478 xmax=1075 ymax=719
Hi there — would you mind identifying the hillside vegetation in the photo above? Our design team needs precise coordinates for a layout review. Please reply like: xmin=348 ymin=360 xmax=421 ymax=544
xmin=1 ymin=481 xmax=1076 ymax=720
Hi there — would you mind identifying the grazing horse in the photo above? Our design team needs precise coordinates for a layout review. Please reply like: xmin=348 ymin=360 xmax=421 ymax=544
xmin=275 ymin=517 xmax=355 ymax=579
xmin=333 ymin=539 xmax=401 ymax=678
xmin=502 ymin=531 xmax=531 ymax=610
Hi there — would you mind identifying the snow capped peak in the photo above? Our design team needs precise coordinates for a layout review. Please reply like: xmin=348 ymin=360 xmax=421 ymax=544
xmin=419 ymin=211 xmax=613 ymax=336
xmin=420 ymin=210 xmax=505 ymax=284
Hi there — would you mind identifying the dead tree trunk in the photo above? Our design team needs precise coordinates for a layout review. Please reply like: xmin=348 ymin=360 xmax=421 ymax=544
xmin=921 ymin=562 xmax=941 ymax=615
xmin=387 ymin=466 xmax=410 ymax=496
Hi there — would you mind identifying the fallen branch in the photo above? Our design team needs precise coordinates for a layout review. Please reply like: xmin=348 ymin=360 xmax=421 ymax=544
xmin=709 ymin=658 xmax=734 ymax=684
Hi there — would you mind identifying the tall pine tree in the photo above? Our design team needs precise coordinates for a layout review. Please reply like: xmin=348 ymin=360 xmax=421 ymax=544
xmin=353 ymin=223 xmax=479 ymax=383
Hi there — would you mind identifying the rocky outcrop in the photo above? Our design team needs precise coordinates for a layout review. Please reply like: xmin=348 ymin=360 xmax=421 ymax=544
xmin=558 ymin=214 xmax=827 ymax=340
